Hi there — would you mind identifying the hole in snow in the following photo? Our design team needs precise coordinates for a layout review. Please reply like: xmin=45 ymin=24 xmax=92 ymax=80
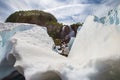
xmin=7 ymin=54 xmax=16 ymax=66
xmin=30 ymin=70 xmax=62 ymax=80
xmin=15 ymin=66 xmax=24 ymax=75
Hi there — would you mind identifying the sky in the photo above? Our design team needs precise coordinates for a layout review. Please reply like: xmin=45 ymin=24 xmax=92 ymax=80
xmin=0 ymin=0 xmax=120 ymax=24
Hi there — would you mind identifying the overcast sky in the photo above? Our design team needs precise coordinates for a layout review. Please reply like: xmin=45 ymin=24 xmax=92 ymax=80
xmin=0 ymin=0 xmax=120 ymax=24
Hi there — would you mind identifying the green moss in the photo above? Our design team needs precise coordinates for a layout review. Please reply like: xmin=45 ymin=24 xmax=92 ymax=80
xmin=70 ymin=22 xmax=83 ymax=36
xmin=46 ymin=21 xmax=63 ymax=39
xmin=70 ymin=22 xmax=83 ymax=28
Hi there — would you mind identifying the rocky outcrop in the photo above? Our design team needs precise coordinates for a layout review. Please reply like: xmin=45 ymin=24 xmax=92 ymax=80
xmin=5 ymin=10 xmax=83 ymax=45
xmin=70 ymin=23 xmax=83 ymax=36
xmin=61 ymin=25 xmax=71 ymax=38
xmin=5 ymin=10 xmax=63 ymax=44
xmin=6 ymin=10 xmax=57 ymax=26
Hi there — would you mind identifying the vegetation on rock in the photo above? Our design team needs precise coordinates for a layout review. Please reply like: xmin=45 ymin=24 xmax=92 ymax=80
xmin=70 ymin=22 xmax=83 ymax=36
xmin=6 ymin=10 xmax=57 ymax=26
xmin=5 ymin=10 xmax=63 ymax=45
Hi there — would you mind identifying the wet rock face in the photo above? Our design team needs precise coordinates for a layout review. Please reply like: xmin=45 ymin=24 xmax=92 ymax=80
xmin=60 ymin=25 xmax=70 ymax=39
xmin=60 ymin=25 xmax=71 ymax=43
xmin=2 ymin=70 xmax=25 ymax=80
xmin=30 ymin=71 xmax=62 ymax=80
xmin=64 ymin=26 xmax=71 ymax=36
xmin=70 ymin=25 xmax=79 ymax=36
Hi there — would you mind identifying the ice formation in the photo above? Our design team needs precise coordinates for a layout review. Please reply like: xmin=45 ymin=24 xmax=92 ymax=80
xmin=94 ymin=5 xmax=120 ymax=25
xmin=68 ymin=37 xmax=75 ymax=50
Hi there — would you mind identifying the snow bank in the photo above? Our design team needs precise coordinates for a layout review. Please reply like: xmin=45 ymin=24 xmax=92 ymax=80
xmin=0 ymin=23 xmax=33 ymax=62
xmin=69 ymin=15 xmax=120 ymax=65
xmin=0 ymin=23 xmax=67 ymax=80
xmin=0 ymin=23 xmax=34 ymax=79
